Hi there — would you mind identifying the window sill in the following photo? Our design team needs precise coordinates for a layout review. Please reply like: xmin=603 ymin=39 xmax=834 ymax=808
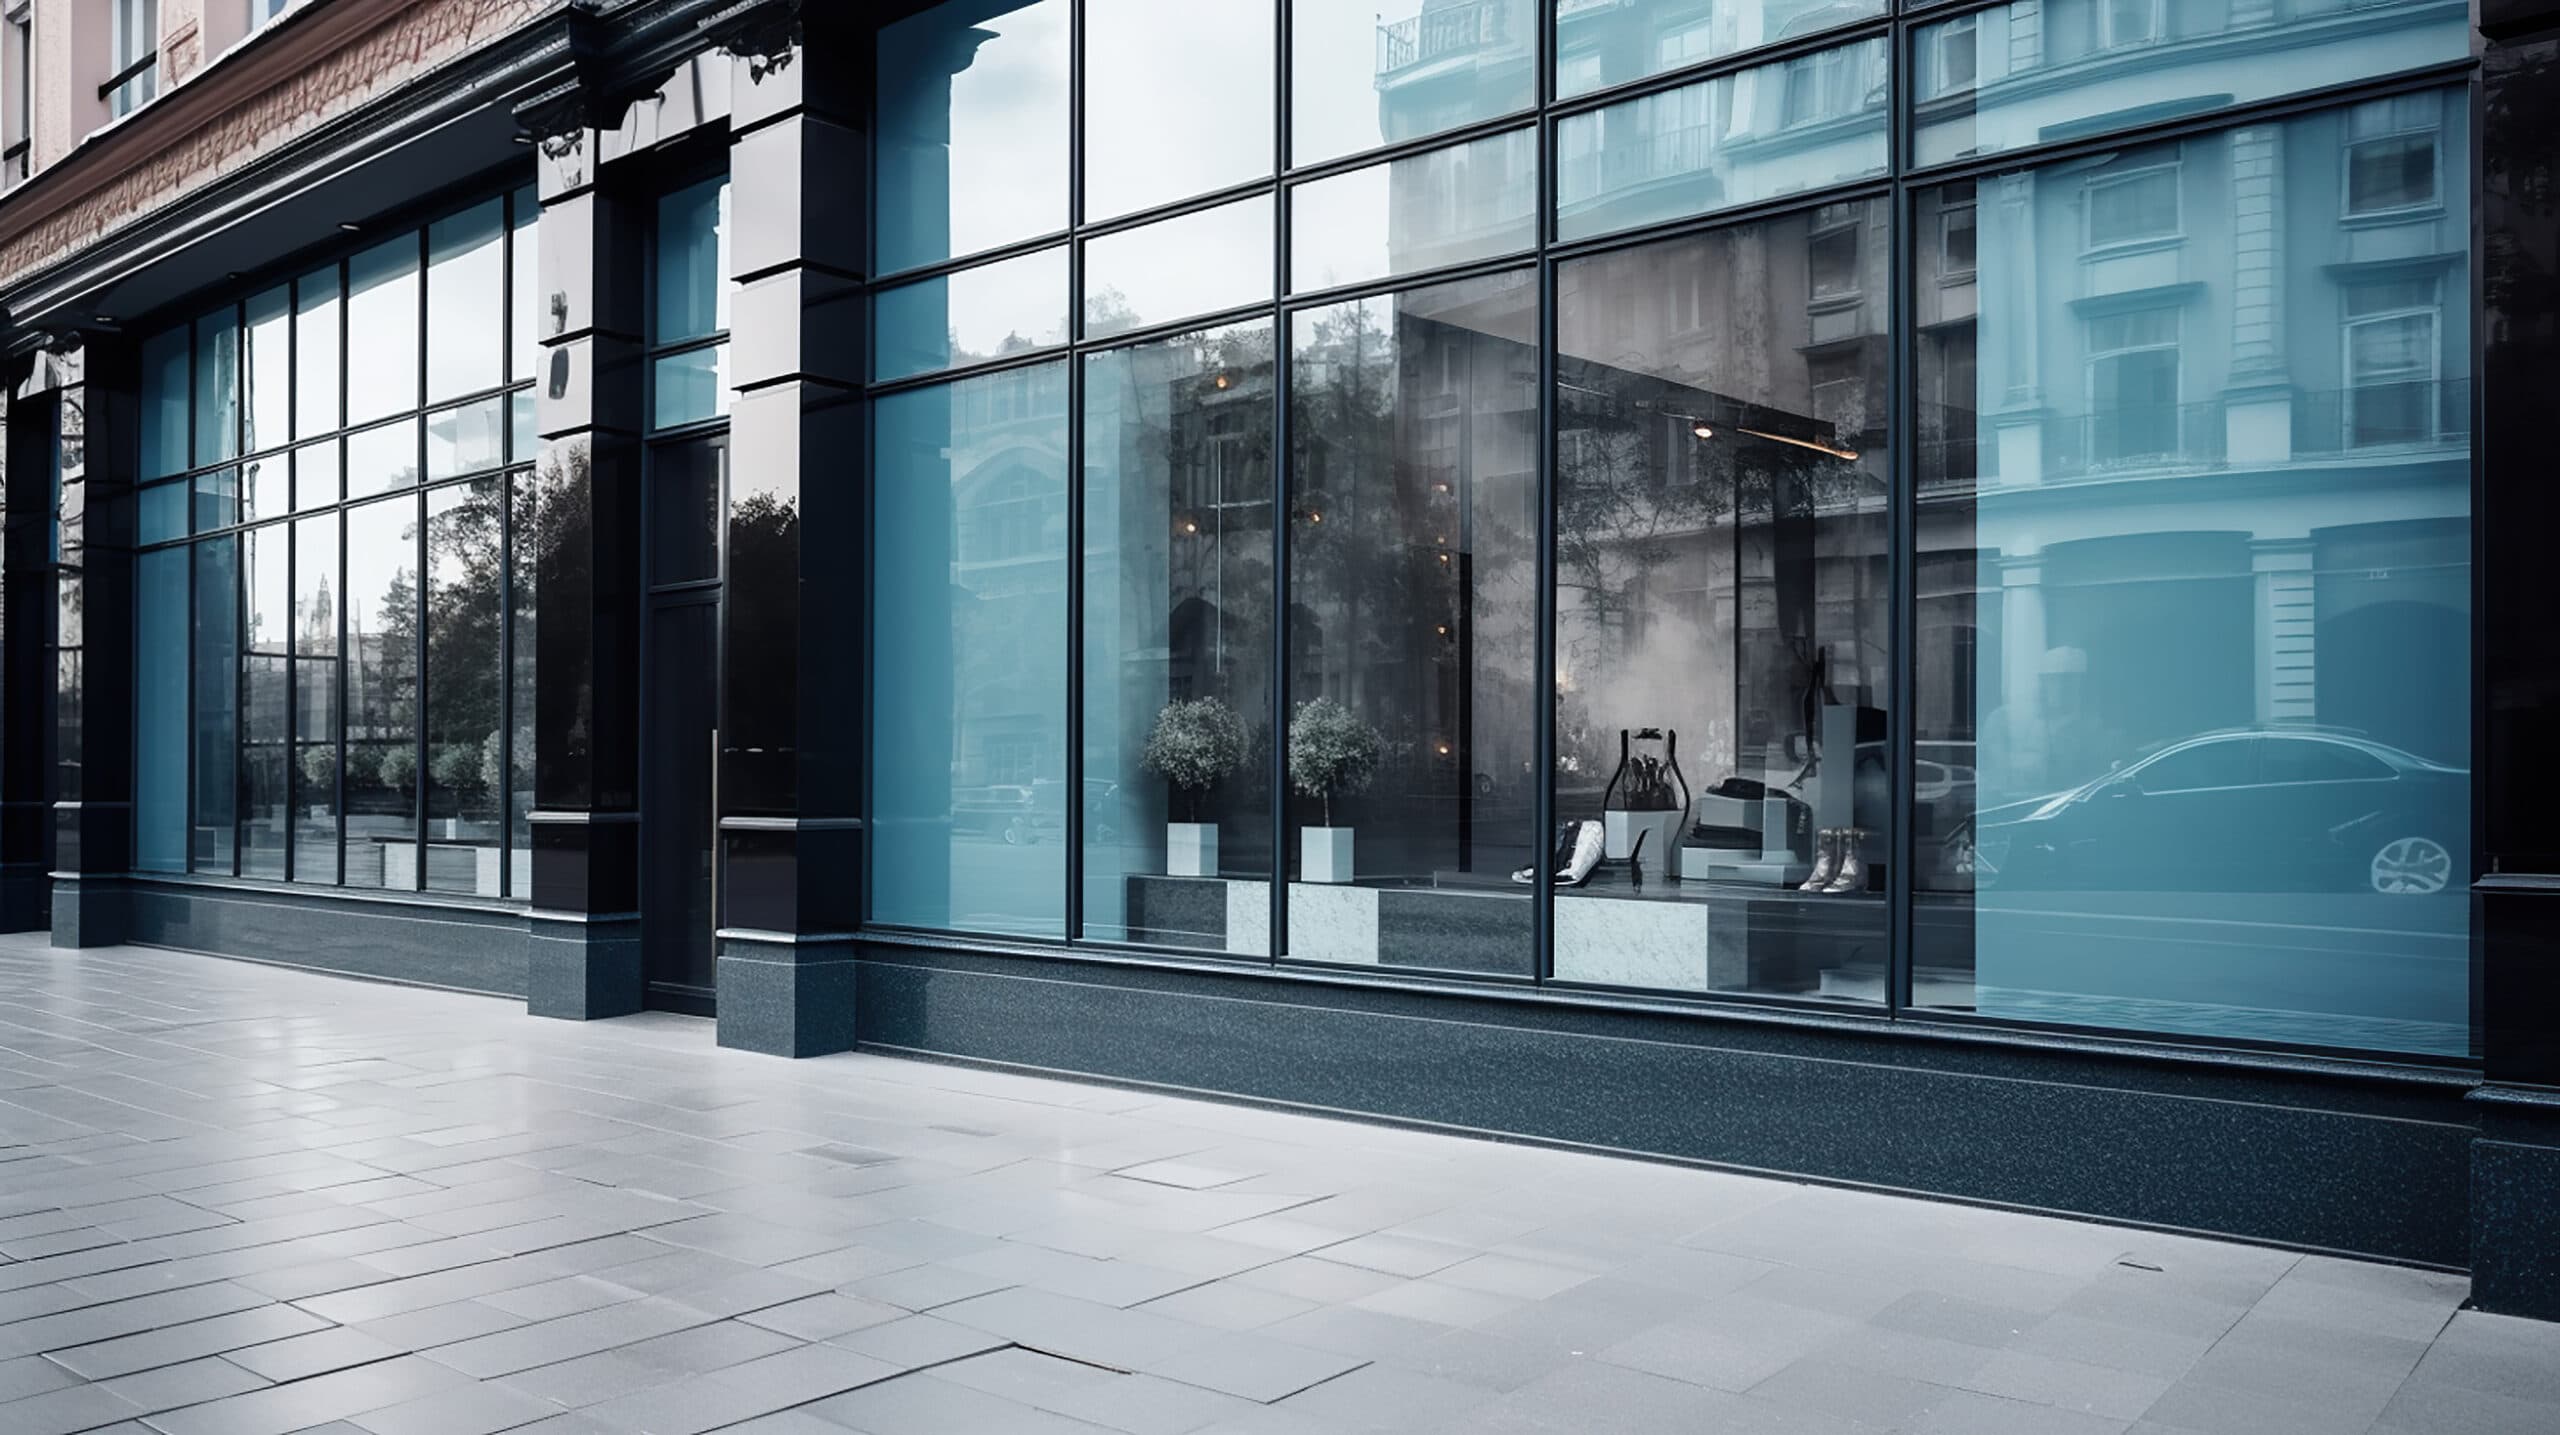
xmin=125 ymin=869 xmax=530 ymax=917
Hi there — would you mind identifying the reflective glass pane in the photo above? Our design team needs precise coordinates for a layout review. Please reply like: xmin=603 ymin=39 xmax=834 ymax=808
xmin=1911 ymin=0 xmax=2469 ymax=167
xmin=427 ymin=199 xmax=506 ymax=402
xmin=194 ymin=309 xmax=240 ymax=466
xmin=1291 ymin=128 xmax=1537 ymax=293
xmin=655 ymin=178 xmax=730 ymax=345
xmin=1911 ymin=100 xmax=2473 ymax=1057
xmin=876 ymin=0 xmax=1068 ymax=273
xmin=241 ymin=524 xmax=291 ymax=881
xmin=650 ymin=437 xmax=725 ymax=585
xmin=295 ymin=440 xmax=341 ymax=511
xmin=193 ymin=467 xmax=239 ymax=532
xmin=1557 ymin=38 xmax=1888 ymax=243
xmin=296 ymin=266 xmax=342 ymax=440
xmin=1085 ymin=0 xmax=1274 ymax=220
xmin=506 ymin=472 xmax=537 ymax=896
xmin=425 ymin=480 xmax=505 ymax=895
xmin=512 ymin=186 xmax=540 ymax=382
xmin=871 ymin=360 xmax=1070 ymax=937
xmin=347 ymin=235 xmax=420 ymax=425
xmin=139 ymin=481 xmax=187 ymax=544
xmin=135 ymin=547 xmax=189 ymax=874
xmin=1081 ymin=322 xmax=1276 ymax=951
xmin=1556 ymin=0 xmax=1885 ymax=100
xmin=346 ymin=495 xmax=420 ymax=891
xmin=511 ymin=390 xmax=537 ymax=465
xmin=426 ymin=398 xmax=506 ymax=481
xmin=240 ymin=453 xmax=284 ymax=526
xmin=194 ymin=534 xmax=239 ymax=874
xmin=652 ymin=346 xmax=729 ymax=429
xmin=1285 ymin=270 xmax=1538 ymax=973
xmin=1084 ymin=196 xmax=1273 ymax=340
xmin=1294 ymin=0 xmax=1533 ymax=166
xmin=1553 ymin=200 xmax=1891 ymax=997
xmin=294 ymin=512 xmax=341 ymax=886
xmin=245 ymin=285 xmax=290 ymax=454
xmin=347 ymin=418 xmax=420 ymax=498
xmin=873 ymin=245 xmax=1069 ymax=382
xmin=141 ymin=326 xmax=189 ymax=480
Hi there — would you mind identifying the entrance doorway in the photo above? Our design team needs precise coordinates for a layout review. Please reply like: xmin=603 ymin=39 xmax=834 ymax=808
xmin=640 ymin=435 xmax=727 ymax=1013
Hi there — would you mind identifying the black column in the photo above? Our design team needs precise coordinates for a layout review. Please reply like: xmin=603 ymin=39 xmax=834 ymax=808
xmin=712 ymin=8 xmax=865 ymax=1057
xmin=40 ymin=343 xmax=136 ymax=947
xmin=521 ymin=113 xmax=649 ymax=1019
xmin=2471 ymin=0 xmax=2560 ymax=1320
xmin=0 ymin=365 xmax=54 ymax=930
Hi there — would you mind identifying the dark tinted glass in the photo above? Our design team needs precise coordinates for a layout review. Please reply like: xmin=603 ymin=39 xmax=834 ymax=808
xmin=650 ymin=437 xmax=726 ymax=586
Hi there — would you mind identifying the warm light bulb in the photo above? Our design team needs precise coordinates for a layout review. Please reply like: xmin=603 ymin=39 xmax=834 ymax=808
xmin=1214 ymin=373 xmax=1229 ymax=389
xmin=1692 ymin=423 xmax=1715 ymax=440
xmin=1437 ymin=744 xmax=1452 ymax=756
xmin=1308 ymin=511 xmax=1322 ymax=523
xmin=1183 ymin=521 xmax=1198 ymax=534
xmin=1435 ymin=625 xmax=1449 ymax=636
xmin=1437 ymin=553 xmax=1451 ymax=564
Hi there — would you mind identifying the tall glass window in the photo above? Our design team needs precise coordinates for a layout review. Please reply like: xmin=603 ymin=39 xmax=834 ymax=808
xmin=652 ymin=177 xmax=730 ymax=428
xmin=1083 ymin=0 xmax=1274 ymax=220
xmin=108 ymin=0 xmax=158 ymax=117
xmin=1913 ymin=101 xmax=2473 ymax=1056
xmin=1082 ymin=324 xmax=1276 ymax=951
xmin=1556 ymin=0 xmax=1885 ymax=100
xmin=872 ymin=362 xmax=1071 ymax=938
xmin=875 ymin=0 xmax=1069 ymax=273
xmin=132 ymin=190 xmax=537 ymax=903
xmin=1287 ymin=270 xmax=1539 ymax=974
xmin=1295 ymin=0 xmax=1533 ymax=166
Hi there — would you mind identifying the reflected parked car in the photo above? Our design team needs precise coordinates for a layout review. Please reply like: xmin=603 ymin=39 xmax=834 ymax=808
xmin=1948 ymin=729 xmax=2466 ymax=896
xmin=1003 ymin=779 xmax=1125 ymax=846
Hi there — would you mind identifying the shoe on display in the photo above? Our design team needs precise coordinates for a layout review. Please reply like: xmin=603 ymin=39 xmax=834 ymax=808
xmin=1799 ymin=829 xmax=1840 ymax=893
xmin=1513 ymin=820 xmax=1606 ymax=887
xmin=1823 ymin=829 xmax=1869 ymax=894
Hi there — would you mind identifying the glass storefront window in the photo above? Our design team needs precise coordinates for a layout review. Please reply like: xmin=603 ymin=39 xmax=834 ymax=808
xmin=1553 ymin=200 xmax=1891 ymax=997
xmin=424 ymin=480 xmax=506 ymax=895
xmin=1294 ymin=0 xmax=1533 ymax=166
xmin=194 ymin=534 xmax=240 ymax=874
xmin=1911 ymin=0 xmax=2470 ymax=168
xmin=1083 ymin=196 xmax=1274 ymax=340
xmin=1290 ymin=128 xmax=1538 ymax=295
xmin=872 ymin=361 xmax=1072 ymax=938
xmin=1085 ymin=0 xmax=1274 ymax=221
xmin=293 ymin=512 xmax=341 ymax=886
xmin=876 ymin=0 xmax=1069 ymax=273
xmin=1081 ymin=323 xmax=1276 ymax=951
xmin=874 ymin=245 xmax=1069 ymax=382
xmin=135 ymin=549 xmax=188 ymax=874
xmin=241 ymin=524 xmax=291 ymax=881
xmin=244 ymin=286 xmax=290 ymax=456
xmin=141 ymin=326 xmax=189 ymax=481
xmin=345 ymin=494 xmax=420 ymax=891
xmin=1286 ymin=270 xmax=1539 ymax=975
xmin=1912 ymin=99 xmax=2473 ymax=1056
xmin=348 ymin=235 xmax=421 ymax=426
xmin=296 ymin=266 xmax=342 ymax=440
xmin=427 ymin=200 xmax=506 ymax=404
xmin=1556 ymin=38 xmax=1889 ymax=244
xmin=1556 ymin=0 xmax=1888 ymax=101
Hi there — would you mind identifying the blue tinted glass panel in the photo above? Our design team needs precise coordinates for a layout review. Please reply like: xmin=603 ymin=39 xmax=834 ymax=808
xmin=1912 ymin=97 xmax=2475 ymax=1057
xmin=1295 ymin=0 xmax=1533 ymax=165
xmin=1555 ymin=0 xmax=1886 ymax=100
xmin=194 ymin=467 xmax=240 ymax=532
xmin=1083 ymin=196 xmax=1273 ymax=340
xmin=245 ymin=285 xmax=290 ymax=454
xmin=134 ymin=547 xmax=189 ymax=873
xmin=1291 ymin=128 xmax=1537 ymax=293
xmin=652 ymin=347 xmax=728 ymax=429
xmin=877 ymin=0 xmax=1069 ymax=273
xmin=873 ymin=246 xmax=1069 ymax=382
xmin=347 ymin=235 xmax=420 ymax=424
xmin=1556 ymin=37 xmax=1888 ymax=243
xmin=141 ymin=326 xmax=189 ymax=480
xmin=655 ymin=178 xmax=730 ymax=345
xmin=871 ymin=360 xmax=1070 ymax=937
xmin=139 ymin=482 xmax=187 ymax=544
xmin=296 ymin=266 xmax=342 ymax=439
xmin=194 ymin=534 xmax=240 ymax=874
xmin=1911 ymin=0 xmax=2471 ymax=167
xmin=194 ymin=310 xmax=240 ymax=466
xmin=427 ymin=199 xmax=506 ymax=402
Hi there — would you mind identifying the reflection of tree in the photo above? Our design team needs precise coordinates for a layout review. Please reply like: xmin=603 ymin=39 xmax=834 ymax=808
xmin=426 ymin=481 xmax=506 ymax=827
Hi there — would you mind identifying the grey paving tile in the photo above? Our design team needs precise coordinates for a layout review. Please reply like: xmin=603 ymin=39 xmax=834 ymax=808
xmin=934 ymin=1347 xmax=1120 ymax=1406
xmin=141 ymin=1353 xmax=468 ymax=1435
xmin=45 ymin=1304 xmax=336 ymax=1382
xmin=1957 ymin=1348 xmax=2180 ymax=1421
xmin=1131 ymin=1283 xmax=1315 ymax=1335
xmin=347 ymin=1381 xmax=560 ymax=1435
xmin=933 ymin=1287 xmax=1221 ymax=1371
xmin=1035 ymin=1372 xmax=1264 ymax=1435
xmin=840 ymin=1263 xmax=1013 ymax=1313
xmin=0 ymin=1380 xmax=147 ymax=1435
xmin=807 ymin=1370 xmax=1118 ymax=1435
xmin=1140 ymin=1332 xmax=1368 ymax=1403
xmin=94 ymin=1356 xmax=270 ymax=1415
xmin=221 ymin=1327 xmax=404 ymax=1384
xmin=737 ymin=1293 xmax=905 ymax=1342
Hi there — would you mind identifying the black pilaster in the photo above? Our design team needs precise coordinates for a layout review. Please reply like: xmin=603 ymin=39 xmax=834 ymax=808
xmin=711 ymin=6 xmax=865 ymax=1057
xmin=39 ymin=345 xmax=135 ymax=948
xmin=523 ymin=117 xmax=649 ymax=1019
xmin=2471 ymin=0 xmax=2560 ymax=1319
xmin=0 ymin=369 xmax=53 ymax=930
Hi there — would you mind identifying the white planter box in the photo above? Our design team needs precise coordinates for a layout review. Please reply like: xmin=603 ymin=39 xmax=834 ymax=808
xmin=1166 ymin=822 xmax=1219 ymax=878
xmin=1301 ymin=826 xmax=1355 ymax=884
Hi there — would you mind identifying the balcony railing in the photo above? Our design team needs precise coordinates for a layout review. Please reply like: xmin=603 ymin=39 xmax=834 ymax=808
xmin=1377 ymin=0 xmax=1518 ymax=80
xmin=2293 ymin=377 xmax=2472 ymax=455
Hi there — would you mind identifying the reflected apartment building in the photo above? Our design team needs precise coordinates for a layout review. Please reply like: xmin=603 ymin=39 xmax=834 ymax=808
xmin=0 ymin=0 xmax=2556 ymax=1318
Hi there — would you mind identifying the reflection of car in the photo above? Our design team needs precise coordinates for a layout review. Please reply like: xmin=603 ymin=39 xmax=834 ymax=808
xmin=1949 ymin=729 xmax=2466 ymax=896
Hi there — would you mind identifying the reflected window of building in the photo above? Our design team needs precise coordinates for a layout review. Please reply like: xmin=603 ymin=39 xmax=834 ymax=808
xmin=875 ymin=0 xmax=1068 ymax=274
xmin=2084 ymin=157 xmax=2180 ymax=251
xmin=1285 ymin=270 xmax=1539 ymax=976
xmin=1555 ymin=0 xmax=1887 ymax=101
xmin=1912 ymin=96 xmax=2474 ymax=1057
xmin=2345 ymin=95 xmax=2442 ymax=216
xmin=1295 ymin=0 xmax=1533 ymax=166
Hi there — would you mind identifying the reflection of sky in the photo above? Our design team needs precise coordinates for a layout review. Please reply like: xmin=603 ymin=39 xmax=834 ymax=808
xmin=1084 ymin=0 xmax=1273 ymax=219
xmin=879 ymin=0 xmax=1069 ymax=271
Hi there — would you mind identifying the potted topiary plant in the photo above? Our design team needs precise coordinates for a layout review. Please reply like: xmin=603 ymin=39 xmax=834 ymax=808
xmin=1288 ymin=697 xmax=1380 ymax=884
xmin=1140 ymin=696 xmax=1246 ymax=877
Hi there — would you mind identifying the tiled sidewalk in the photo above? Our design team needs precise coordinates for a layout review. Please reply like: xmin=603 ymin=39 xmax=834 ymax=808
xmin=0 ymin=936 xmax=2550 ymax=1435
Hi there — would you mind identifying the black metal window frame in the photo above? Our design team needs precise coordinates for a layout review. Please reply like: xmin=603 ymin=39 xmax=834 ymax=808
xmin=131 ymin=179 xmax=539 ymax=903
xmin=851 ymin=0 xmax=2486 ymax=1069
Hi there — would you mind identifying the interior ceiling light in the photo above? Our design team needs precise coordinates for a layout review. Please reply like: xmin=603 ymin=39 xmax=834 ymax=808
xmin=1691 ymin=423 xmax=1715 ymax=440
xmin=1738 ymin=426 xmax=1859 ymax=462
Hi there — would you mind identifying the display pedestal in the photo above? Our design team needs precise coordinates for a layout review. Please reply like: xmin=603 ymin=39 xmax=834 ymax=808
xmin=1604 ymin=810 xmax=1686 ymax=878
xmin=1301 ymin=828 xmax=1355 ymax=884
xmin=1684 ymin=792 xmax=1806 ymax=886
xmin=1554 ymin=893 xmax=1747 ymax=990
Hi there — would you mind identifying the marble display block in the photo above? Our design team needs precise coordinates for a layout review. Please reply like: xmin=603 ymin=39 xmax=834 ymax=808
xmin=1166 ymin=823 xmax=1218 ymax=878
xmin=1225 ymin=881 xmax=1269 ymax=956
xmin=1301 ymin=827 xmax=1355 ymax=884
xmin=1288 ymin=882 xmax=1380 ymax=963
xmin=1604 ymin=810 xmax=1686 ymax=878
xmin=1553 ymin=894 xmax=1748 ymax=990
